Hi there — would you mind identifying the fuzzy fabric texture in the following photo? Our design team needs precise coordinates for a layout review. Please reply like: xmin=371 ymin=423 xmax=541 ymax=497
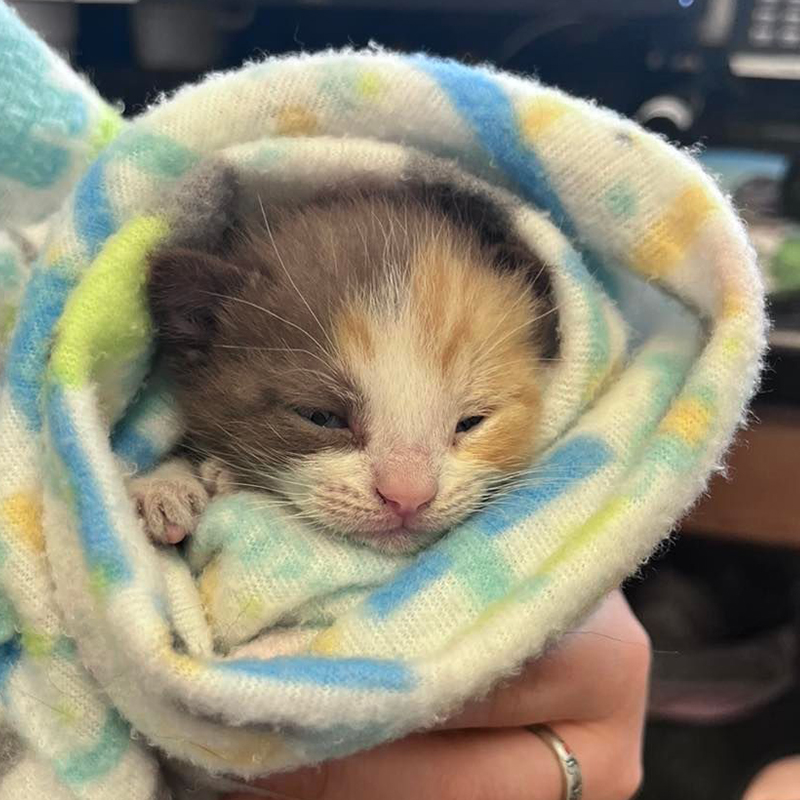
xmin=0 ymin=2 xmax=767 ymax=798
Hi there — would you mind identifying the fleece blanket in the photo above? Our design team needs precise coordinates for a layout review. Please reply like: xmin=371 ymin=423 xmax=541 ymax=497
xmin=0 ymin=3 xmax=766 ymax=798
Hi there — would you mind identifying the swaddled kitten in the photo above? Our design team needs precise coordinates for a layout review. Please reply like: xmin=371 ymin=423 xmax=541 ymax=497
xmin=130 ymin=185 xmax=556 ymax=553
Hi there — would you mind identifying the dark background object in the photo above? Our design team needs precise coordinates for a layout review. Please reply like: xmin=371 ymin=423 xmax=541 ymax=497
xmin=629 ymin=537 xmax=800 ymax=800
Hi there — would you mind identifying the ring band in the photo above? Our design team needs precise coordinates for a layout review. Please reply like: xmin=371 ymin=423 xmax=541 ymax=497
xmin=528 ymin=724 xmax=583 ymax=800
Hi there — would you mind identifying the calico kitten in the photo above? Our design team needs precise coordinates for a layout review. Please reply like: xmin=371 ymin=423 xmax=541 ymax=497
xmin=130 ymin=185 xmax=556 ymax=554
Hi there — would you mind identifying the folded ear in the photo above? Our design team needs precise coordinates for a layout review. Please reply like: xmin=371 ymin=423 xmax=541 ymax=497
xmin=146 ymin=247 xmax=246 ymax=364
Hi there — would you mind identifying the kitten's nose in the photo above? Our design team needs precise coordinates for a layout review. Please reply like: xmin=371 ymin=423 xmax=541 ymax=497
xmin=376 ymin=477 xmax=438 ymax=519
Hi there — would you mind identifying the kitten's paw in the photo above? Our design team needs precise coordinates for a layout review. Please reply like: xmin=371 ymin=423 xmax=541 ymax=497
xmin=198 ymin=458 xmax=235 ymax=497
xmin=130 ymin=464 xmax=208 ymax=545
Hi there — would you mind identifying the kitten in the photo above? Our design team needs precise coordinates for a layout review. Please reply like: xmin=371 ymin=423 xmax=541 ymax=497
xmin=130 ymin=185 xmax=556 ymax=554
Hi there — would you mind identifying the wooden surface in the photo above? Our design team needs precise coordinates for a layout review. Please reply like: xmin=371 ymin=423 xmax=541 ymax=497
xmin=681 ymin=406 xmax=800 ymax=548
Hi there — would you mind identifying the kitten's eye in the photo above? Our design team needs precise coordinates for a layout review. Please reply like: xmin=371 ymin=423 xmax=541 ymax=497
xmin=296 ymin=408 xmax=349 ymax=429
xmin=456 ymin=415 xmax=485 ymax=434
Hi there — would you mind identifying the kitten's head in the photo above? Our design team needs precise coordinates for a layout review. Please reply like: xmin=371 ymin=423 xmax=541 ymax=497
xmin=147 ymin=187 xmax=555 ymax=553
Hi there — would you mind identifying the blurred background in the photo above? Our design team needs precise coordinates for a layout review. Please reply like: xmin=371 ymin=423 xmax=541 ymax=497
xmin=10 ymin=1 xmax=800 ymax=797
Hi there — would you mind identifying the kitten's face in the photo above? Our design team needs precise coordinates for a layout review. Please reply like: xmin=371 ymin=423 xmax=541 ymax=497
xmin=148 ymin=191 xmax=552 ymax=553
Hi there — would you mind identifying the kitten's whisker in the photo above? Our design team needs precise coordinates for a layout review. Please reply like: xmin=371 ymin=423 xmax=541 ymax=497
xmin=201 ymin=423 xmax=295 ymax=469
xmin=279 ymin=366 xmax=341 ymax=386
xmin=478 ymin=301 xmax=563 ymax=364
xmin=257 ymin=193 xmax=337 ymax=355
xmin=212 ymin=345 xmax=333 ymax=368
xmin=259 ymin=476 xmax=319 ymax=492
xmin=531 ymin=302 xmax=562 ymax=325
xmin=199 ymin=290 xmax=328 ymax=357
xmin=470 ymin=289 xmax=533 ymax=364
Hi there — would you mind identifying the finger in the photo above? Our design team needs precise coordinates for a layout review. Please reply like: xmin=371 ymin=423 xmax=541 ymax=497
xmin=226 ymin=719 xmax=643 ymax=800
xmin=441 ymin=591 xmax=650 ymax=729
xmin=225 ymin=728 xmax=563 ymax=800
xmin=742 ymin=756 xmax=800 ymax=800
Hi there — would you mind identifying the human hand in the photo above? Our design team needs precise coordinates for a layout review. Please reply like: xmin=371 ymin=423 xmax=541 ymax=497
xmin=224 ymin=590 xmax=651 ymax=800
xmin=742 ymin=756 xmax=800 ymax=800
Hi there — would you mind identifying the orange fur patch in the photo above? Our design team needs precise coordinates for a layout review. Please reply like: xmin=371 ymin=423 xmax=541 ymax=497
xmin=408 ymin=234 xmax=545 ymax=470
xmin=335 ymin=305 xmax=375 ymax=362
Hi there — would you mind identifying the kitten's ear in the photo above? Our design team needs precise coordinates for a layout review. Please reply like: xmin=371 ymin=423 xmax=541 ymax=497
xmin=146 ymin=247 xmax=245 ymax=360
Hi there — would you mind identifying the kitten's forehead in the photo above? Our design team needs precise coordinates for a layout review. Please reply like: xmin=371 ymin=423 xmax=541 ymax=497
xmin=333 ymin=228 xmax=541 ymax=445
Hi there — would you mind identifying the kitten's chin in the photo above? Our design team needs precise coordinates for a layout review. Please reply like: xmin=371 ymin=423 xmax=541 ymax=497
xmin=340 ymin=526 xmax=446 ymax=555
xmin=322 ymin=507 xmax=480 ymax=554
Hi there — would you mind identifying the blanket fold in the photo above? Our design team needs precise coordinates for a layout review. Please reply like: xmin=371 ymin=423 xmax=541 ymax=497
xmin=0 ymin=3 xmax=766 ymax=798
